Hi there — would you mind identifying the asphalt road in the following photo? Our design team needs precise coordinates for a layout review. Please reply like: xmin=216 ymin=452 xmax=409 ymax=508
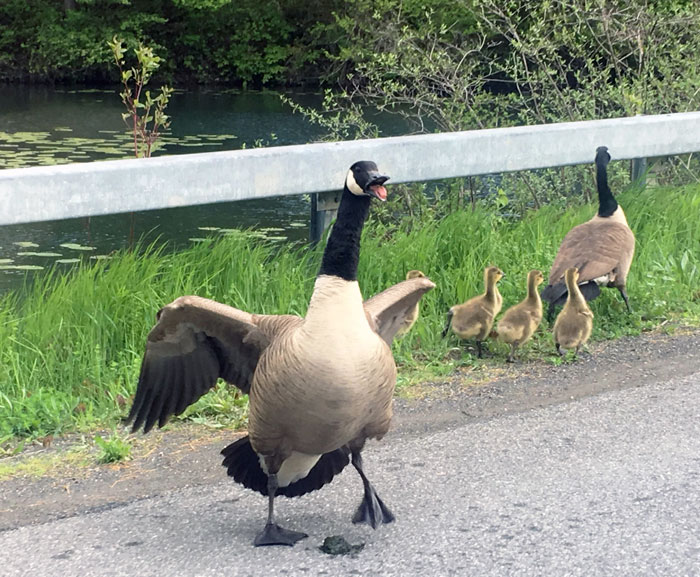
xmin=2 ymin=370 xmax=699 ymax=576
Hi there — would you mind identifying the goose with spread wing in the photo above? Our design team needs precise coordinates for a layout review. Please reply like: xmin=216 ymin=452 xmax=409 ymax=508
xmin=126 ymin=161 xmax=435 ymax=547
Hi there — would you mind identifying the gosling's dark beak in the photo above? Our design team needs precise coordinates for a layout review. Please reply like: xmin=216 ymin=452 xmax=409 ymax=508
xmin=366 ymin=172 xmax=389 ymax=201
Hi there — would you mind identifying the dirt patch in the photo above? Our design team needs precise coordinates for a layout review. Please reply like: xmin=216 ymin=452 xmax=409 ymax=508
xmin=0 ymin=426 xmax=241 ymax=532
xmin=2 ymin=327 xmax=699 ymax=532
xmin=393 ymin=326 xmax=700 ymax=434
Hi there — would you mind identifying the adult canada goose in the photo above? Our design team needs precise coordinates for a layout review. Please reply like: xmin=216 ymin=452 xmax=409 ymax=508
xmin=541 ymin=146 xmax=635 ymax=320
xmin=395 ymin=270 xmax=427 ymax=337
xmin=553 ymin=267 xmax=594 ymax=358
xmin=442 ymin=266 xmax=504 ymax=358
xmin=126 ymin=161 xmax=435 ymax=547
xmin=496 ymin=269 xmax=544 ymax=363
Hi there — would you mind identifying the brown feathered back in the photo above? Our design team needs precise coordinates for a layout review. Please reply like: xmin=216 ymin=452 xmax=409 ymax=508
xmin=547 ymin=216 xmax=635 ymax=289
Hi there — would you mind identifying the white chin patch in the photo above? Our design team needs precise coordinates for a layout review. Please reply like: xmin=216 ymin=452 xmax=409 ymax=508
xmin=346 ymin=170 xmax=365 ymax=196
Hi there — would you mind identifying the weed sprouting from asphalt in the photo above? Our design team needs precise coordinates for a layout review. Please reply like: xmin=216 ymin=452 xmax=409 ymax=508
xmin=94 ymin=433 xmax=132 ymax=464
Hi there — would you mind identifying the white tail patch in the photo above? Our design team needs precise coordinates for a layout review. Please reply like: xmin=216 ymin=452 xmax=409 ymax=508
xmin=346 ymin=169 xmax=364 ymax=196
xmin=259 ymin=451 xmax=321 ymax=487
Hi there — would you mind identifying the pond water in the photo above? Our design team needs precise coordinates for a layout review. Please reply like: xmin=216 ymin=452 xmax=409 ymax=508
xmin=0 ymin=86 xmax=337 ymax=293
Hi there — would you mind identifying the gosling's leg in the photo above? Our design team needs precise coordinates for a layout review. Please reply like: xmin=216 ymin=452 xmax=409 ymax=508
xmin=254 ymin=473 xmax=308 ymax=547
xmin=506 ymin=342 xmax=518 ymax=363
xmin=476 ymin=340 xmax=484 ymax=358
xmin=555 ymin=342 xmax=564 ymax=357
xmin=351 ymin=451 xmax=394 ymax=528
xmin=618 ymin=286 xmax=633 ymax=313
xmin=547 ymin=301 xmax=556 ymax=323
xmin=441 ymin=310 xmax=454 ymax=338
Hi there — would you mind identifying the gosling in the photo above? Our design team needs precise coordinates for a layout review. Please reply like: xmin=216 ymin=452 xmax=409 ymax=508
xmin=553 ymin=267 xmax=594 ymax=359
xmin=496 ymin=269 xmax=544 ymax=363
xmin=443 ymin=266 xmax=504 ymax=358
xmin=396 ymin=270 xmax=427 ymax=337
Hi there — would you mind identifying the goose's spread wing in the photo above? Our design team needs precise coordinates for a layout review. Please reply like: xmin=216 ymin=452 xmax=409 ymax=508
xmin=126 ymin=295 xmax=301 ymax=433
xmin=548 ymin=221 xmax=635 ymax=285
xmin=363 ymin=277 xmax=436 ymax=345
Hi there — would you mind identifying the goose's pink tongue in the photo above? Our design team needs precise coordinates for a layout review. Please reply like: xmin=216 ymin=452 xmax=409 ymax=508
xmin=370 ymin=184 xmax=387 ymax=201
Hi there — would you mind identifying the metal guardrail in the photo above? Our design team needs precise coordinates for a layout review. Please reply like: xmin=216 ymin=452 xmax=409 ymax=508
xmin=1 ymin=112 xmax=699 ymax=228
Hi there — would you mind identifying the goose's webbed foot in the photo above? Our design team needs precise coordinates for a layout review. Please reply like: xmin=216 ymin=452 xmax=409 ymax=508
xmin=352 ymin=487 xmax=395 ymax=528
xmin=351 ymin=452 xmax=395 ymax=529
xmin=254 ymin=523 xmax=308 ymax=547
xmin=254 ymin=472 xmax=308 ymax=547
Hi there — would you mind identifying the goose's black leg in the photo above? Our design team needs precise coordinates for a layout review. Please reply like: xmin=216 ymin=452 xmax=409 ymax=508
xmin=254 ymin=473 xmax=308 ymax=547
xmin=351 ymin=451 xmax=394 ymax=528
xmin=618 ymin=287 xmax=632 ymax=313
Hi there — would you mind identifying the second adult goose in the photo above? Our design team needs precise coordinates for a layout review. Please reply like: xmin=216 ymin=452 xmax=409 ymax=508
xmin=126 ymin=161 xmax=435 ymax=547
xmin=541 ymin=146 xmax=635 ymax=320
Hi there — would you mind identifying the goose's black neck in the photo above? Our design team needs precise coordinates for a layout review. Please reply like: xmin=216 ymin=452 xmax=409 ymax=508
xmin=318 ymin=187 xmax=371 ymax=281
xmin=596 ymin=158 xmax=617 ymax=217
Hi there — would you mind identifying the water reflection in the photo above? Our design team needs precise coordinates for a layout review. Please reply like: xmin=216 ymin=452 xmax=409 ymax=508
xmin=0 ymin=86 xmax=327 ymax=292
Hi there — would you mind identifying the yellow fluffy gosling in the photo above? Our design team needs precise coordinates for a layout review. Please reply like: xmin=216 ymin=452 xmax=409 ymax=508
xmin=496 ymin=269 xmax=544 ymax=363
xmin=443 ymin=266 xmax=504 ymax=358
xmin=553 ymin=267 xmax=594 ymax=359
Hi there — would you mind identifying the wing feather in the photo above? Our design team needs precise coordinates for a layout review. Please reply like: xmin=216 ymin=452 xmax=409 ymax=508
xmin=126 ymin=295 xmax=291 ymax=433
xmin=363 ymin=277 xmax=436 ymax=345
xmin=548 ymin=220 xmax=635 ymax=285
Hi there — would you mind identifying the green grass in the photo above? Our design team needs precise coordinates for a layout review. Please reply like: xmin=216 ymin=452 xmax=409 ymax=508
xmin=1 ymin=184 xmax=699 ymax=444
xmin=94 ymin=433 xmax=132 ymax=463
xmin=0 ymin=448 xmax=90 ymax=480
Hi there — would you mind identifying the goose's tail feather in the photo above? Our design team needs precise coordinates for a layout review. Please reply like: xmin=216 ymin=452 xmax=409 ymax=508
xmin=221 ymin=435 xmax=350 ymax=498
xmin=542 ymin=280 xmax=601 ymax=306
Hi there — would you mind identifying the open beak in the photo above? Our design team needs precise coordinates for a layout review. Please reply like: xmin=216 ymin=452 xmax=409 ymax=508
xmin=365 ymin=172 xmax=389 ymax=202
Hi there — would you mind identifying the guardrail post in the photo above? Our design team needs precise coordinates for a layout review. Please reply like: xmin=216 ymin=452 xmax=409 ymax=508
xmin=309 ymin=191 xmax=340 ymax=244
xmin=630 ymin=157 xmax=647 ymax=187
